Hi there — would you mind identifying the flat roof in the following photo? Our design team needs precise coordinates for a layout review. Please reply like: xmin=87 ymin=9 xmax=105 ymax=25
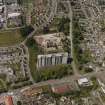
xmin=78 ymin=78 xmax=89 ymax=85
xmin=8 ymin=12 xmax=21 ymax=18
xmin=38 ymin=52 xmax=68 ymax=58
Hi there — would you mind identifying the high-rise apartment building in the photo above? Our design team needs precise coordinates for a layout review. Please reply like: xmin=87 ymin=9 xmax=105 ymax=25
xmin=37 ymin=52 xmax=68 ymax=68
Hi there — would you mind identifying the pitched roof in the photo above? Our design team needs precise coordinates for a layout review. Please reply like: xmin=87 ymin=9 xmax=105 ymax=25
xmin=4 ymin=96 xmax=14 ymax=105
xmin=51 ymin=83 xmax=71 ymax=94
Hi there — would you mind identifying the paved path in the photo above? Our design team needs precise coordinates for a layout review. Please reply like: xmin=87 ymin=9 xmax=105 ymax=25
xmin=23 ymin=44 xmax=34 ymax=83
xmin=68 ymin=0 xmax=80 ymax=77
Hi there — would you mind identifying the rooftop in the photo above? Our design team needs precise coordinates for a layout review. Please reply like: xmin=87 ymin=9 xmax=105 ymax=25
xmin=51 ymin=82 xmax=73 ymax=94
xmin=78 ymin=78 xmax=89 ymax=85
xmin=0 ymin=96 xmax=14 ymax=105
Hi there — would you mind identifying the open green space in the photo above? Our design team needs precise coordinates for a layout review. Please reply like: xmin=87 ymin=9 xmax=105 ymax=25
xmin=18 ymin=0 xmax=33 ymax=5
xmin=28 ymin=47 xmax=37 ymax=80
xmin=57 ymin=17 xmax=70 ymax=36
xmin=26 ymin=37 xmax=43 ymax=81
xmin=20 ymin=0 xmax=34 ymax=10
xmin=35 ymin=64 xmax=73 ymax=82
xmin=0 ymin=79 xmax=7 ymax=93
xmin=73 ymin=20 xmax=92 ymax=73
xmin=0 ymin=29 xmax=24 ymax=47
xmin=0 ymin=25 xmax=34 ymax=47
xmin=50 ymin=17 xmax=70 ymax=35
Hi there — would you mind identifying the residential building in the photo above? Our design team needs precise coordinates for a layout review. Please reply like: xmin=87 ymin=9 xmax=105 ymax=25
xmin=0 ymin=96 xmax=14 ymax=105
xmin=37 ymin=52 xmax=69 ymax=68
xmin=51 ymin=82 xmax=72 ymax=94
xmin=34 ymin=32 xmax=64 ymax=52
xmin=77 ymin=77 xmax=93 ymax=87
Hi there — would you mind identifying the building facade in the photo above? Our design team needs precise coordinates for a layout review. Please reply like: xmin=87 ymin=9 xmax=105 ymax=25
xmin=37 ymin=52 xmax=69 ymax=68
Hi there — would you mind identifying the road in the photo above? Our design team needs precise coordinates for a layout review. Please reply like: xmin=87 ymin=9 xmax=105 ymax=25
xmin=23 ymin=44 xmax=34 ymax=83
xmin=5 ymin=69 xmax=105 ymax=97
xmin=68 ymin=0 xmax=80 ymax=77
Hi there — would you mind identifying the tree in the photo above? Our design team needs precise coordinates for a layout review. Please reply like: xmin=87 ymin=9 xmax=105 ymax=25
xmin=58 ymin=17 xmax=70 ymax=36
xmin=20 ymin=25 xmax=34 ymax=37
xmin=26 ymin=37 xmax=35 ymax=47
xmin=43 ymin=26 xmax=50 ymax=34
xmin=17 ymin=101 xmax=22 ymax=105
xmin=26 ymin=37 xmax=38 ymax=49
xmin=17 ymin=0 xmax=22 ymax=5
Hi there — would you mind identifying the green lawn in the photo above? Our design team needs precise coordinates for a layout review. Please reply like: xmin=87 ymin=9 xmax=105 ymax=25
xmin=26 ymin=37 xmax=42 ymax=81
xmin=0 ymin=79 xmax=7 ymax=92
xmin=0 ymin=29 xmax=24 ymax=46
xmin=28 ymin=47 xmax=37 ymax=81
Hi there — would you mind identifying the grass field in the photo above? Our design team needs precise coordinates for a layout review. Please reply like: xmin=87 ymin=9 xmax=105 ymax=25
xmin=28 ymin=47 xmax=37 ymax=81
xmin=0 ymin=29 xmax=24 ymax=47
xmin=0 ymin=79 xmax=7 ymax=92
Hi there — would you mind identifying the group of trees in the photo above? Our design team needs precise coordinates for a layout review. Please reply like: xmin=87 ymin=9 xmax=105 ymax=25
xmin=20 ymin=25 xmax=34 ymax=37
xmin=26 ymin=37 xmax=37 ymax=47
xmin=34 ymin=65 xmax=73 ymax=82
xmin=17 ymin=101 xmax=22 ymax=105
xmin=73 ymin=20 xmax=91 ymax=67
xmin=73 ymin=20 xmax=94 ymax=74
xmin=26 ymin=37 xmax=43 ymax=55
xmin=61 ymin=37 xmax=71 ymax=53
xmin=98 ymin=0 xmax=105 ymax=5
xmin=0 ymin=79 xmax=7 ymax=94
xmin=17 ymin=0 xmax=23 ymax=5
xmin=26 ymin=37 xmax=44 ymax=81
xmin=17 ymin=0 xmax=30 ymax=5
xmin=73 ymin=21 xmax=83 ymax=64
xmin=58 ymin=17 xmax=70 ymax=36
xmin=26 ymin=37 xmax=43 ymax=52
xmin=11 ymin=81 xmax=32 ymax=89
xmin=57 ymin=17 xmax=71 ymax=52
